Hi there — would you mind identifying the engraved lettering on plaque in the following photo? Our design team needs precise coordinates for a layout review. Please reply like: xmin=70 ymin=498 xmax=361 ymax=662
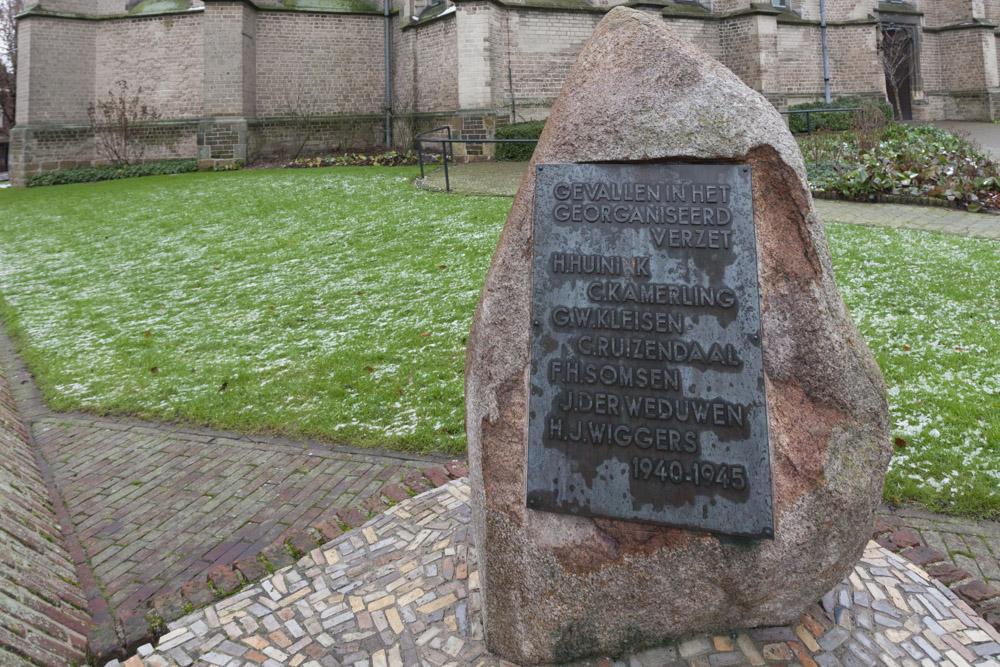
xmin=527 ymin=163 xmax=773 ymax=538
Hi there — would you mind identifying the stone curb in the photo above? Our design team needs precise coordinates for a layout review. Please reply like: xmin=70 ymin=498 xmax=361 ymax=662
xmin=813 ymin=188 xmax=1000 ymax=213
xmin=89 ymin=462 xmax=471 ymax=666
xmin=873 ymin=517 xmax=1000 ymax=629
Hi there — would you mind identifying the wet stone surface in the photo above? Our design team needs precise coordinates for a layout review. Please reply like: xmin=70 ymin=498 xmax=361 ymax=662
xmin=113 ymin=479 xmax=1000 ymax=667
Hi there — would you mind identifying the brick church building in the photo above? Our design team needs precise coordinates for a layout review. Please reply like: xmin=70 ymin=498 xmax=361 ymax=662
xmin=8 ymin=0 xmax=1000 ymax=185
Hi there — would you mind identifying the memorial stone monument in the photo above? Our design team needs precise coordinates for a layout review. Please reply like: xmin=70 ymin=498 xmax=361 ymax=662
xmin=465 ymin=6 xmax=892 ymax=665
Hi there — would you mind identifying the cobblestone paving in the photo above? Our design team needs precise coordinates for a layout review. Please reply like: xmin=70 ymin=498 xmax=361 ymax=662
xmin=115 ymin=479 xmax=1000 ymax=667
xmin=416 ymin=161 xmax=1000 ymax=240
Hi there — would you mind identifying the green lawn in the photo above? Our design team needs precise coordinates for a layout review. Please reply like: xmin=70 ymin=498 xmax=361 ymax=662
xmin=0 ymin=167 xmax=510 ymax=456
xmin=1 ymin=167 xmax=998 ymax=515
xmin=827 ymin=223 xmax=1000 ymax=517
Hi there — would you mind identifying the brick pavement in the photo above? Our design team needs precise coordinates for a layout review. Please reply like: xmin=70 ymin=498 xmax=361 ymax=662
xmin=881 ymin=507 xmax=1000 ymax=605
xmin=0 ymin=325 xmax=452 ymax=661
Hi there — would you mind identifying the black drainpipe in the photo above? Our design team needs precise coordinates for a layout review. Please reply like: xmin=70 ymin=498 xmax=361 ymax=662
xmin=821 ymin=0 xmax=831 ymax=104
xmin=384 ymin=0 xmax=392 ymax=149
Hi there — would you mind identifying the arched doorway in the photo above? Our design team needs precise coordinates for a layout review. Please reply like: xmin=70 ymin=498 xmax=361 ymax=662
xmin=879 ymin=22 xmax=916 ymax=121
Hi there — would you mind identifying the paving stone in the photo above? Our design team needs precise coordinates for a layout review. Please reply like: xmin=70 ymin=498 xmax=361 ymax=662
xmin=678 ymin=637 xmax=712 ymax=658
xmin=901 ymin=546 xmax=947 ymax=566
xmin=0 ymin=327 xmax=440 ymax=644
xmin=88 ymin=623 xmax=124 ymax=664
xmin=286 ymin=531 xmax=316 ymax=558
xmin=818 ymin=626 xmax=850 ymax=651
xmin=874 ymin=518 xmax=899 ymax=536
xmin=956 ymin=581 xmax=1000 ymax=605
xmin=207 ymin=565 xmax=242 ymax=596
xmin=119 ymin=610 xmax=155 ymax=653
xmin=928 ymin=563 xmax=976 ymax=585
xmin=890 ymin=530 xmax=923 ymax=550
xmin=973 ymin=642 xmax=1000 ymax=657
xmin=380 ymin=484 xmax=410 ymax=504
xmin=444 ymin=461 xmax=469 ymax=478
xmin=360 ymin=495 xmax=390 ymax=517
xmin=133 ymin=482 xmax=1000 ymax=666
xmin=150 ymin=591 xmax=186 ymax=625
xmin=403 ymin=470 xmax=433 ymax=492
xmin=422 ymin=467 xmax=451 ymax=488
xmin=335 ymin=506 xmax=367 ymax=529
xmin=233 ymin=558 xmax=270 ymax=584
xmin=707 ymin=652 xmax=744 ymax=666
xmin=314 ymin=519 xmax=344 ymax=543
xmin=749 ymin=627 xmax=798 ymax=642
xmin=261 ymin=543 xmax=295 ymax=571
xmin=761 ymin=642 xmax=792 ymax=660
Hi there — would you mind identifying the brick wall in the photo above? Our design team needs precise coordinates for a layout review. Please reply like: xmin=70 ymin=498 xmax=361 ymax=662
xmin=985 ymin=0 xmax=1000 ymax=25
xmin=410 ymin=15 xmax=459 ymax=112
xmin=250 ymin=115 xmax=384 ymax=159
xmin=255 ymin=12 xmax=386 ymax=116
xmin=391 ymin=13 xmax=415 ymax=114
xmin=776 ymin=23 xmax=824 ymax=95
xmin=664 ymin=16 xmax=721 ymax=61
xmin=95 ymin=14 xmax=205 ymax=120
xmin=203 ymin=1 xmax=249 ymax=117
xmin=456 ymin=2 xmax=491 ymax=109
xmin=712 ymin=0 xmax=752 ymax=13
xmin=922 ymin=27 xmax=997 ymax=91
xmin=911 ymin=24 xmax=998 ymax=120
xmin=36 ymin=0 xmax=125 ymax=14
xmin=501 ymin=7 xmax=600 ymax=108
xmin=719 ymin=15 xmax=764 ymax=90
xmin=794 ymin=0 xmax=877 ymax=22
xmin=14 ymin=0 xmax=1000 ymax=181
xmin=243 ymin=4 xmax=258 ymax=119
xmin=778 ymin=0 xmax=885 ymax=104
xmin=0 ymin=359 xmax=90 ymax=667
xmin=913 ymin=0 xmax=977 ymax=28
xmin=9 ymin=123 xmax=198 ymax=186
xmin=15 ymin=16 xmax=95 ymax=124
xmin=826 ymin=23 xmax=883 ymax=94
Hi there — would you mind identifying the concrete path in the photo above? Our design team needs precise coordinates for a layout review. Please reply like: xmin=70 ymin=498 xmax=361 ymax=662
xmin=417 ymin=161 xmax=1000 ymax=240
xmin=931 ymin=121 xmax=1000 ymax=162
xmin=0 ymin=325 xmax=451 ymax=657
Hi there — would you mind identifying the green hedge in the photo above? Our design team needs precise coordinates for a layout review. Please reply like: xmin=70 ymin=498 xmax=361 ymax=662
xmin=494 ymin=120 xmax=545 ymax=162
xmin=27 ymin=159 xmax=199 ymax=187
xmin=786 ymin=97 xmax=893 ymax=134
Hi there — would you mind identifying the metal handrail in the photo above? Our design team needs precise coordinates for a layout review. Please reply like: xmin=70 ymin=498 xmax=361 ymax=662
xmin=779 ymin=107 xmax=861 ymax=135
xmin=415 ymin=126 xmax=454 ymax=184
xmin=415 ymin=126 xmax=538 ymax=191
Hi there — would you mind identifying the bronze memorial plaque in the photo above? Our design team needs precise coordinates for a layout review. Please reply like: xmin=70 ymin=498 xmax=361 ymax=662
xmin=527 ymin=163 xmax=773 ymax=538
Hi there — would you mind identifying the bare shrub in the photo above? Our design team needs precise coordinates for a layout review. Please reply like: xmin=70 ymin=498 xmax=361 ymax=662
xmin=878 ymin=26 xmax=913 ymax=122
xmin=851 ymin=102 xmax=890 ymax=153
xmin=88 ymin=80 xmax=162 ymax=165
